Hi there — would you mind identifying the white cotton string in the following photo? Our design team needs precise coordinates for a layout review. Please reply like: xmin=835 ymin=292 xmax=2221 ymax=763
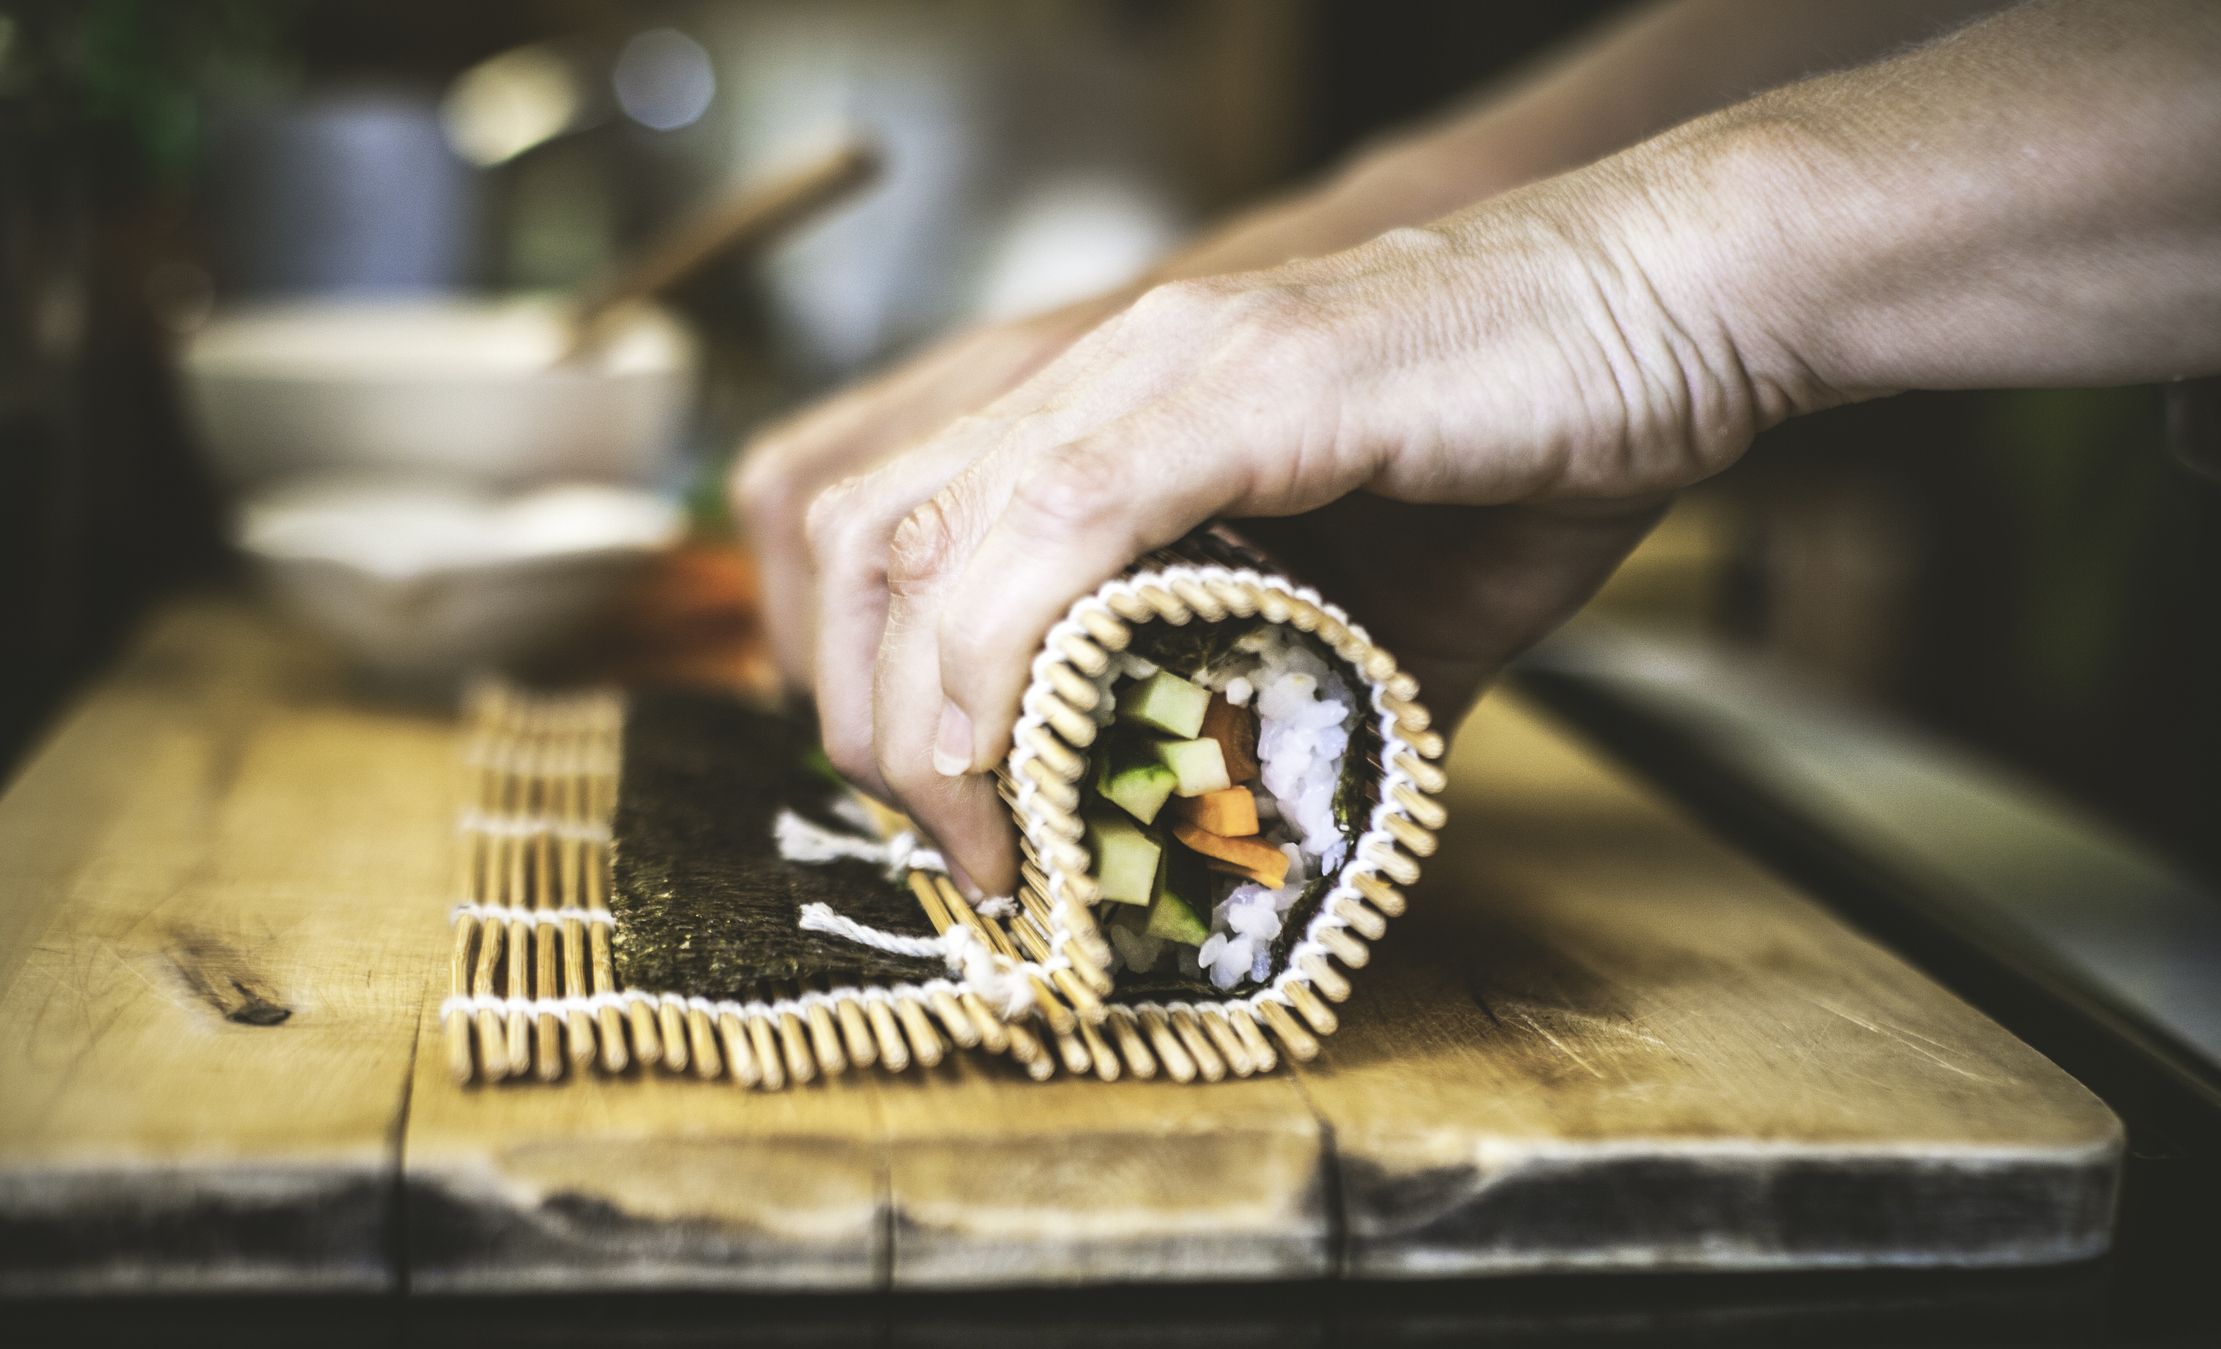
xmin=774 ymin=811 xmax=886 ymax=866
xmin=449 ymin=903 xmax=614 ymax=928
xmin=441 ymin=990 xmax=642 ymax=1020
xmin=774 ymin=810 xmax=945 ymax=880
xmin=796 ymin=901 xmax=949 ymax=959
xmin=796 ymin=902 xmax=1035 ymax=1020
xmin=973 ymin=895 xmax=1018 ymax=920
xmin=830 ymin=794 xmax=878 ymax=833
xmin=881 ymin=830 xmax=947 ymax=878
xmin=943 ymin=924 xmax=1036 ymax=1019
xmin=457 ymin=811 xmax=613 ymax=843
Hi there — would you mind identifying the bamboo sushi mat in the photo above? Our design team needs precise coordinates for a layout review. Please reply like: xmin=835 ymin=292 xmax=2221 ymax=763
xmin=438 ymin=687 xmax=1342 ymax=1089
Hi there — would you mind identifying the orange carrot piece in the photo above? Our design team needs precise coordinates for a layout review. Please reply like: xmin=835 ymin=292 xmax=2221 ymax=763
xmin=1171 ymin=823 xmax=1288 ymax=888
xmin=1171 ymin=787 xmax=1259 ymax=837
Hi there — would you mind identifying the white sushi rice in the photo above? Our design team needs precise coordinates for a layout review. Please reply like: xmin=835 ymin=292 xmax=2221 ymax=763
xmin=1242 ymin=631 xmax=1355 ymax=863
xmin=1196 ymin=843 xmax=1309 ymax=989
xmin=1106 ymin=627 xmax=1358 ymax=991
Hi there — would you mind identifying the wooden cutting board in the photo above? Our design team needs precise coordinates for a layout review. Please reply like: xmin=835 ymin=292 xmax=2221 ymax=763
xmin=0 ymin=596 xmax=2120 ymax=1293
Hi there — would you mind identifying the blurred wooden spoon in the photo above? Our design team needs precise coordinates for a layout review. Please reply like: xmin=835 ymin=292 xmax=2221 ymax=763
xmin=559 ymin=138 xmax=880 ymax=361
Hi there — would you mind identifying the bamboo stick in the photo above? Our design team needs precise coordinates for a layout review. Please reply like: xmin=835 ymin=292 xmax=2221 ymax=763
xmin=469 ymin=910 xmax=508 ymax=1082
xmin=1131 ymin=584 xmax=1191 ymax=624
xmin=775 ymin=1008 xmax=816 ymax=1084
xmin=657 ymin=999 xmax=691 ymax=1074
xmin=1316 ymin=925 xmax=1370 ymax=969
xmin=1137 ymin=1007 xmax=1196 ymax=1083
xmin=1167 ymin=1008 xmax=1226 ymax=1083
xmin=1284 ymin=978 xmax=1339 ymax=1033
xmin=864 ymin=999 xmax=909 ymax=1073
xmin=1077 ymin=1018 xmax=1120 ymax=1082
xmin=1102 ymin=590 xmax=1154 ymax=623
xmin=804 ymin=999 xmax=848 ymax=1076
xmin=960 ymin=992 xmax=1011 ymax=1054
xmin=1198 ymin=1007 xmax=1253 ymax=1077
xmin=686 ymin=1006 xmax=722 ymax=1079
xmin=894 ymin=997 xmax=945 ymax=1068
xmin=930 ymin=989 xmax=980 ymax=1049
xmin=1076 ymin=607 xmax=1130 ymax=651
xmin=1256 ymin=999 xmax=1319 ymax=1062
xmin=1107 ymin=1007 xmax=1157 ymax=1080
xmin=834 ymin=993 xmax=878 ymax=1070
xmin=748 ymin=1013 xmax=786 ymax=1091
xmin=1332 ymin=896 xmax=1389 ymax=940
xmin=718 ymin=1012 xmax=762 ymax=1089
xmin=445 ymin=918 xmax=477 ymax=1084
xmin=1229 ymin=1006 xmax=1278 ymax=1073
xmin=1299 ymin=953 xmax=1352 ymax=1004
xmin=1352 ymin=872 xmax=1406 ymax=917
xmin=1053 ymin=631 xmax=1110 ymax=675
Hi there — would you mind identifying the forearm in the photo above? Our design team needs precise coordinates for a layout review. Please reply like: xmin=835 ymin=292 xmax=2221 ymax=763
xmin=1639 ymin=0 xmax=2221 ymax=414
xmin=765 ymin=0 xmax=2221 ymax=875
xmin=1157 ymin=0 xmax=2010 ymax=280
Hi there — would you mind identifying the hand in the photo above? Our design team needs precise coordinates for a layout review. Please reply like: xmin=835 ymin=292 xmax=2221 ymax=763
xmin=729 ymin=295 xmax=1126 ymax=693
xmin=803 ymin=154 xmax=1787 ymax=894
xmin=756 ymin=0 xmax=2221 ymax=896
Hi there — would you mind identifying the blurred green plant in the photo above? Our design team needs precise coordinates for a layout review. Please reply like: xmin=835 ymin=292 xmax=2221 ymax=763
xmin=3 ymin=0 xmax=303 ymax=184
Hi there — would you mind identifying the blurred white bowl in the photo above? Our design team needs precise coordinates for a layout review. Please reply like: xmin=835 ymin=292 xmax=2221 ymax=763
xmin=182 ymin=296 xmax=695 ymax=490
xmin=236 ymin=477 xmax=685 ymax=677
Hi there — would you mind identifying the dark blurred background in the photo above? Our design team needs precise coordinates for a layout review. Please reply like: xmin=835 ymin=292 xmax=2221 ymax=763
xmin=3 ymin=0 xmax=2215 ymax=888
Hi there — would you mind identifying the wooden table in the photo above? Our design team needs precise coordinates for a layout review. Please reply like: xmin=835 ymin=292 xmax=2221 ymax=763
xmin=0 ymin=596 xmax=2121 ymax=1294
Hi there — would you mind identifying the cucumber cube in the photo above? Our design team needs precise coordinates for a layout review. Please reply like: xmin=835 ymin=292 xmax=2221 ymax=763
xmin=1153 ymin=735 xmax=1232 ymax=797
xmin=1095 ymin=753 xmax=1178 ymax=825
xmin=1117 ymin=670 xmax=1211 ymax=738
xmin=1085 ymin=813 xmax=1161 ymax=906
xmin=1146 ymin=847 xmax=1212 ymax=946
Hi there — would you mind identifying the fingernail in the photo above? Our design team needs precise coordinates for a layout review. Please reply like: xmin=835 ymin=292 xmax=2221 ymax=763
xmin=932 ymin=699 xmax=974 ymax=777
xmin=946 ymin=857 xmax=985 ymax=901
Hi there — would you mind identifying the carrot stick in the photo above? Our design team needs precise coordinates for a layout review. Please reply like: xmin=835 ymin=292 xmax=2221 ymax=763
xmin=1171 ymin=823 xmax=1287 ymax=888
xmin=1171 ymin=787 xmax=1259 ymax=837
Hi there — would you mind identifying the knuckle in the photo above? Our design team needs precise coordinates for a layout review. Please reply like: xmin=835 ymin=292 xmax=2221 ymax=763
xmin=1372 ymin=223 xmax=1452 ymax=258
xmin=887 ymin=493 xmax=964 ymax=593
xmin=1199 ymin=284 xmax=1331 ymax=374
xmin=1011 ymin=443 xmax=1119 ymax=532
xmin=1220 ymin=281 xmax=1302 ymax=331
xmin=1127 ymin=276 xmax=1230 ymax=329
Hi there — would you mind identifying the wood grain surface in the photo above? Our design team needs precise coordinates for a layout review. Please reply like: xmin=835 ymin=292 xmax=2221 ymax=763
xmin=402 ymin=989 xmax=886 ymax=1292
xmin=0 ymin=600 xmax=454 ymax=1293
xmin=1302 ymin=703 xmax=2121 ymax=1277
xmin=0 ymin=598 xmax=2122 ymax=1293
xmin=875 ymin=1053 xmax=1329 ymax=1288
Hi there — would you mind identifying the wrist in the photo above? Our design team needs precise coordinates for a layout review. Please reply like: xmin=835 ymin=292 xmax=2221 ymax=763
xmin=1603 ymin=105 xmax=1868 ymax=430
xmin=1373 ymin=116 xmax=1835 ymax=496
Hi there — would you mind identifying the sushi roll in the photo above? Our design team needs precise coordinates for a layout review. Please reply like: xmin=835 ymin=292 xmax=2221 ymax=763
xmin=1001 ymin=530 xmax=1445 ymax=1046
xmin=450 ymin=530 xmax=1445 ymax=1087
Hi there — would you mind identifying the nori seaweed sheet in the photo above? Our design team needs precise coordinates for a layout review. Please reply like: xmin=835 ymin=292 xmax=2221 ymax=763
xmin=609 ymin=689 xmax=945 ymax=999
xmin=605 ymin=604 xmax=1383 ymax=1004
